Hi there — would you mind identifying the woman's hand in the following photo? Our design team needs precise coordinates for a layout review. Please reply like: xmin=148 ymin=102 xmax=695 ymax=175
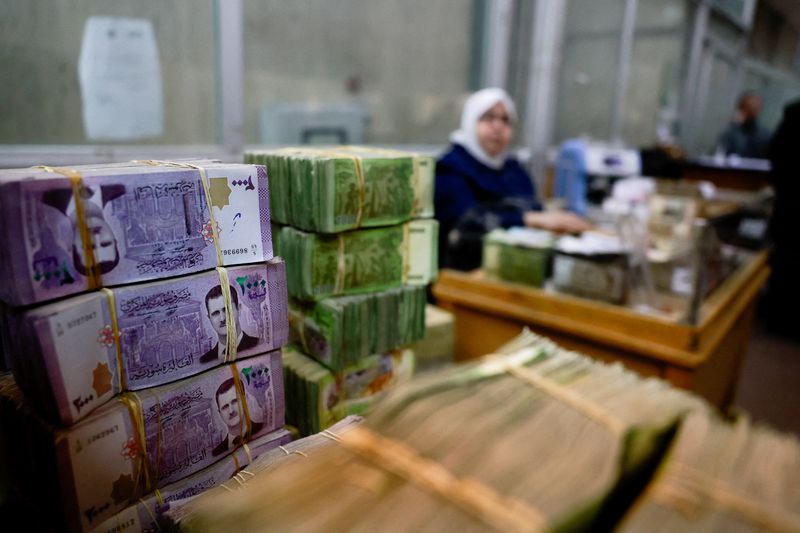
xmin=523 ymin=210 xmax=592 ymax=234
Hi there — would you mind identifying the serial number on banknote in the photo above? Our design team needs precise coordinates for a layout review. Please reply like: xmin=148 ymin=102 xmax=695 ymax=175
xmin=85 ymin=424 xmax=120 ymax=447
xmin=222 ymin=248 xmax=250 ymax=256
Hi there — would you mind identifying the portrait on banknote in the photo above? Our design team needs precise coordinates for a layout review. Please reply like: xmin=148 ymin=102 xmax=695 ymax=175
xmin=42 ymin=184 xmax=125 ymax=276
xmin=200 ymin=284 xmax=259 ymax=364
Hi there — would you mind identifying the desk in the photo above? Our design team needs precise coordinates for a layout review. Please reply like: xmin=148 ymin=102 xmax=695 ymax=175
xmin=432 ymin=251 xmax=769 ymax=409
xmin=682 ymin=160 xmax=771 ymax=191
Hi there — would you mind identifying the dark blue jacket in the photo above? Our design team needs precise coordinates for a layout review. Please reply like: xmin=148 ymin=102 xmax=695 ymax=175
xmin=434 ymin=143 xmax=540 ymax=270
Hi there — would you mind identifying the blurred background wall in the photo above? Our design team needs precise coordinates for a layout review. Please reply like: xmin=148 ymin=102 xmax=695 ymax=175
xmin=0 ymin=0 xmax=798 ymax=162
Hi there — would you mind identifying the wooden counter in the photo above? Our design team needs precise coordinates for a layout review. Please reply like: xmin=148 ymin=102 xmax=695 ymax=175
xmin=431 ymin=251 xmax=769 ymax=409
xmin=682 ymin=161 xmax=771 ymax=191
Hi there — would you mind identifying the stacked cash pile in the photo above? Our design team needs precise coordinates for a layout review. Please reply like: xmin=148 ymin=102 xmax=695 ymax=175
xmin=288 ymin=285 xmax=426 ymax=370
xmin=184 ymin=331 xmax=714 ymax=532
xmin=409 ymin=304 xmax=455 ymax=370
xmin=160 ymin=415 xmax=363 ymax=530
xmin=0 ymin=160 xmax=292 ymax=531
xmin=283 ymin=346 xmax=414 ymax=436
xmin=482 ymin=227 xmax=555 ymax=288
xmin=0 ymin=368 xmax=289 ymax=532
xmin=553 ymin=232 xmax=630 ymax=304
xmin=90 ymin=424 xmax=294 ymax=533
xmin=249 ymin=147 xmax=438 ymax=435
xmin=4 ymin=259 xmax=288 ymax=425
xmin=276 ymin=219 xmax=437 ymax=300
xmin=0 ymin=160 xmax=273 ymax=306
xmin=254 ymin=146 xmax=438 ymax=300
xmin=246 ymin=147 xmax=433 ymax=233
xmin=618 ymin=411 xmax=800 ymax=532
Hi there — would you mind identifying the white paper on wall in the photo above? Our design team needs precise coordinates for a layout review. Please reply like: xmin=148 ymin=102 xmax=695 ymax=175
xmin=78 ymin=16 xmax=163 ymax=141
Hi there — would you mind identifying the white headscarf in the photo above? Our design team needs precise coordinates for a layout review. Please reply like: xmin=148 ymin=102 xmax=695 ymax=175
xmin=450 ymin=87 xmax=517 ymax=170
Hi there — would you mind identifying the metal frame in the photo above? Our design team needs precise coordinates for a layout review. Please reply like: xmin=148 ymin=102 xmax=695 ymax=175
xmin=484 ymin=0 xmax=515 ymax=88
xmin=711 ymin=0 xmax=757 ymax=30
xmin=215 ymin=0 xmax=244 ymax=154
xmin=523 ymin=0 xmax=567 ymax=155
xmin=610 ymin=0 xmax=638 ymax=143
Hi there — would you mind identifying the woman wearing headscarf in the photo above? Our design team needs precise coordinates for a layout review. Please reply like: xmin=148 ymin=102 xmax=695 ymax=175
xmin=435 ymin=88 xmax=589 ymax=270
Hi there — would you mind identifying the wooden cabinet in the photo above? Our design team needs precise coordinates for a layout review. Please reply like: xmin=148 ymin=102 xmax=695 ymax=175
xmin=432 ymin=252 xmax=769 ymax=409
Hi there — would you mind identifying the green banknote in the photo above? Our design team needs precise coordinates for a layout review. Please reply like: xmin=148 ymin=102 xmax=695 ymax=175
xmin=275 ymin=219 xmax=437 ymax=301
xmin=618 ymin=410 xmax=800 ymax=532
xmin=246 ymin=146 xmax=434 ymax=233
xmin=282 ymin=346 xmax=414 ymax=436
xmin=186 ymin=330 xmax=712 ymax=533
xmin=289 ymin=285 xmax=426 ymax=371
xmin=482 ymin=227 xmax=554 ymax=287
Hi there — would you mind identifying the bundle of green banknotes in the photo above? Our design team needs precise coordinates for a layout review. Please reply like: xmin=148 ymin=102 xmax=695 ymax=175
xmin=289 ymin=285 xmax=426 ymax=371
xmin=183 ymin=331 xmax=719 ymax=531
xmin=282 ymin=345 xmax=414 ymax=436
xmin=274 ymin=220 xmax=437 ymax=301
xmin=246 ymin=146 xmax=434 ymax=233
xmin=482 ymin=227 xmax=555 ymax=287
xmin=155 ymin=330 xmax=800 ymax=533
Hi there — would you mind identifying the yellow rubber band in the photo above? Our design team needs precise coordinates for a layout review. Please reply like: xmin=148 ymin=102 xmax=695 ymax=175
xmin=349 ymin=155 xmax=366 ymax=228
xmin=337 ymin=145 xmax=419 ymax=218
xmin=229 ymin=364 xmax=253 ymax=444
xmin=402 ymin=222 xmax=411 ymax=281
xmin=288 ymin=311 xmax=311 ymax=354
xmin=650 ymin=461 xmax=800 ymax=533
xmin=195 ymin=164 xmax=225 ymax=266
xmin=279 ymin=445 xmax=308 ymax=458
xmin=151 ymin=391 xmax=163 ymax=487
xmin=410 ymin=156 xmax=421 ymax=217
xmin=338 ymin=426 xmax=547 ymax=533
xmin=287 ymin=148 xmax=366 ymax=229
xmin=138 ymin=496 xmax=159 ymax=525
xmin=231 ymin=451 xmax=241 ymax=472
xmin=242 ymin=442 xmax=253 ymax=464
xmin=132 ymin=160 xmax=224 ymax=266
xmin=118 ymin=393 xmax=152 ymax=495
xmin=100 ymin=288 xmax=125 ymax=392
xmin=33 ymin=166 xmax=100 ymax=288
xmin=320 ymin=428 xmax=342 ymax=442
xmin=217 ymin=267 xmax=238 ymax=362
xmin=501 ymin=361 xmax=626 ymax=436
xmin=335 ymin=234 xmax=346 ymax=294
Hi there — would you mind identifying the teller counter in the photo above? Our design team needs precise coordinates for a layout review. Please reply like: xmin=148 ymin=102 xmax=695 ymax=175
xmin=681 ymin=158 xmax=771 ymax=191
xmin=431 ymin=250 xmax=769 ymax=410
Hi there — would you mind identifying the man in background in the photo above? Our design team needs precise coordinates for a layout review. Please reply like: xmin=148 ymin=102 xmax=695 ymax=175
xmin=717 ymin=92 xmax=772 ymax=159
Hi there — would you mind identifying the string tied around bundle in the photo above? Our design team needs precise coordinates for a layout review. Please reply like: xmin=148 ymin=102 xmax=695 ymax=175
xmin=98 ymin=266 xmax=241 ymax=396
xmin=334 ymin=425 xmax=547 ymax=533
xmin=32 ymin=166 xmax=101 ymax=289
xmin=132 ymin=160 xmax=224 ymax=267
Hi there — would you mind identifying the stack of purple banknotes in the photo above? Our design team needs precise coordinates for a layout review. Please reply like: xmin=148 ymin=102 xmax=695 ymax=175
xmin=0 ymin=160 xmax=292 ymax=531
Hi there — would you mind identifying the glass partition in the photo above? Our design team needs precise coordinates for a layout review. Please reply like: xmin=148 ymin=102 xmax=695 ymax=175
xmin=242 ymin=0 xmax=478 ymax=146
xmin=0 ymin=0 xmax=217 ymax=145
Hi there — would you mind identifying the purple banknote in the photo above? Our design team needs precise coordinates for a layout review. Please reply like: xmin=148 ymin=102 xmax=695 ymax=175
xmin=0 ymin=160 xmax=272 ymax=306
xmin=90 ymin=427 xmax=291 ymax=533
xmin=51 ymin=350 xmax=284 ymax=532
xmin=5 ymin=259 xmax=288 ymax=426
